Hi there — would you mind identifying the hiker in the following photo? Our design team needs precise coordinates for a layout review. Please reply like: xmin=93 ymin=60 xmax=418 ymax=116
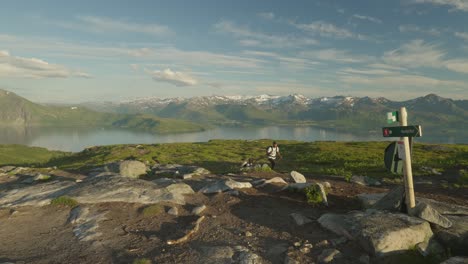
xmin=266 ymin=141 xmax=281 ymax=169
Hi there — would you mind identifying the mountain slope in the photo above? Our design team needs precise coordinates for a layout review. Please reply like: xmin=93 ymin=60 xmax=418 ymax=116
xmin=0 ymin=89 xmax=205 ymax=133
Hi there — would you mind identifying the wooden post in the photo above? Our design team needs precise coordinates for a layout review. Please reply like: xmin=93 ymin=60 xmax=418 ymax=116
xmin=400 ymin=107 xmax=416 ymax=209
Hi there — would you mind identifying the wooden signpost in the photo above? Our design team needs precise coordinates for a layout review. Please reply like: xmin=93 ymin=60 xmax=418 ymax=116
xmin=382 ymin=107 xmax=420 ymax=209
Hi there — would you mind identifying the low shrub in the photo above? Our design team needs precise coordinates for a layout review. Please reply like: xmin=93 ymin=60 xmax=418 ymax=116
xmin=303 ymin=185 xmax=324 ymax=205
xmin=141 ymin=204 xmax=165 ymax=217
xmin=50 ymin=196 xmax=78 ymax=208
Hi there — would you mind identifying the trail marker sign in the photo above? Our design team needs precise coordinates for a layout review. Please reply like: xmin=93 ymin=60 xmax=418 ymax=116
xmin=382 ymin=125 xmax=422 ymax=138
xmin=387 ymin=111 xmax=399 ymax=124
xmin=384 ymin=142 xmax=403 ymax=174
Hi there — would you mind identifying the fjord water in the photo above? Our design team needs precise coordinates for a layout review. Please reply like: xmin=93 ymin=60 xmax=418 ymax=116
xmin=0 ymin=126 xmax=459 ymax=152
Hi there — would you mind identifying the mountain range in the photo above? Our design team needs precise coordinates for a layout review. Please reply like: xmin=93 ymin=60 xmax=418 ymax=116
xmin=1 ymin=89 xmax=467 ymax=141
xmin=81 ymin=93 xmax=468 ymax=140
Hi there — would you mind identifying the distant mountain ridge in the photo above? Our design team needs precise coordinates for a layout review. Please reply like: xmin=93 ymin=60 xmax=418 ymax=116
xmin=82 ymin=93 xmax=468 ymax=140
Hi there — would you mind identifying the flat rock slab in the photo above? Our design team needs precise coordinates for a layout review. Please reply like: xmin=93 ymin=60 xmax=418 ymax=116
xmin=67 ymin=206 xmax=108 ymax=242
xmin=199 ymin=179 xmax=252 ymax=194
xmin=0 ymin=175 xmax=194 ymax=207
xmin=409 ymin=202 xmax=452 ymax=228
xmin=318 ymin=211 xmax=433 ymax=256
xmin=199 ymin=246 xmax=263 ymax=264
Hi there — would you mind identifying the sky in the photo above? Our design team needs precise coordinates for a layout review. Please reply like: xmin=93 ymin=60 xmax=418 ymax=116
xmin=0 ymin=0 xmax=467 ymax=103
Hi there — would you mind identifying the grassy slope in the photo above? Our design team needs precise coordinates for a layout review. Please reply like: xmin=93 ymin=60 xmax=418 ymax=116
xmin=1 ymin=140 xmax=463 ymax=180
xmin=0 ymin=144 xmax=69 ymax=166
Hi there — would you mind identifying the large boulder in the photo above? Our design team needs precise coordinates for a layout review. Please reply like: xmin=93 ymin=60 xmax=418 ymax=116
xmin=433 ymin=215 xmax=468 ymax=255
xmin=290 ymin=171 xmax=306 ymax=183
xmin=409 ymin=202 xmax=452 ymax=228
xmin=106 ymin=160 xmax=147 ymax=178
xmin=318 ymin=210 xmax=433 ymax=256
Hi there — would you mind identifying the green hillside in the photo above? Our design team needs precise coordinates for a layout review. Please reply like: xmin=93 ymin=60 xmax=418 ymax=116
xmin=0 ymin=89 xmax=205 ymax=133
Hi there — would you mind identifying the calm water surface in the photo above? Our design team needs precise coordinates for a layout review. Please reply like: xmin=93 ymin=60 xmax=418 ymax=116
xmin=0 ymin=126 xmax=459 ymax=152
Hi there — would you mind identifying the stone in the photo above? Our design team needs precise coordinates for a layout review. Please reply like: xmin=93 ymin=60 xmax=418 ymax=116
xmin=284 ymin=256 xmax=299 ymax=264
xmin=290 ymin=213 xmax=313 ymax=226
xmin=293 ymin=242 xmax=302 ymax=247
xmin=440 ymin=257 xmax=468 ymax=264
xmin=258 ymin=177 xmax=287 ymax=187
xmin=118 ymin=160 xmax=147 ymax=178
xmin=227 ymin=189 xmax=240 ymax=196
xmin=245 ymin=231 xmax=253 ymax=237
xmin=371 ymin=186 xmax=405 ymax=212
xmin=409 ymin=202 xmax=452 ymax=228
xmin=182 ymin=173 xmax=193 ymax=179
xmin=358 ymin=255 xmax=370 ymax=264
xmin=283 ymin=182 xmax=313 ymax=191
xmin=330 ymin=237 xmax=347 ymax=246
xmin=199 ymin=246 xmax=263 ymax=264
xmin=416 ymin=238 xmax=445 ymax=257
xmin=290 ymin=171 xmax=306 ymax=183
xmin=322 ymin=181 xmax=332 ymax=189
xmin=199 ymin=179 xmax=252 ymax=194
xmin=21 ymin=177 xmax=35 ymax=184
xmin=318 ymin=249 xmax=341 ymax=263
xmin=266 ymin=243 xmax=288 ymax=257
xmin=192 ymin=205 xmax=206 ymax=215
xmin=0 ymin=166 xmax=16 ymax=173
xmin=315 ymin=183 xmax=328 ymax=206
xmin=34 ymin=174 xmax=51 ymax=181
xmin=167 ymin=207 xmax=178 ymax=216
xmin=351 ymin=175 xmax=381 ymax=186
xmin=193 ymin=167 xmax=210 ymax=175
xmin=433 ymin=215 xmax=468 ymax=255
xmin=318 ymin=211 xmax=434 ymax=256
xmin=67 ymin=206 xmax=107 ymax=242
xmin=356 ymin=193 xmax=387 ymax=209
xmin=299 ymin=247 xmax=310 ymax=254
xmin=315 ymin=240 xmax=330 ymax=247
xmin=418 ymin=198 xmax=468 ymax=216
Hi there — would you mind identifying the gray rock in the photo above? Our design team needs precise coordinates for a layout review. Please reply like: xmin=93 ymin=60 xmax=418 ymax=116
xmin=409 ymin=202 xmax=452 ymax=228
xmin=257 ymin=177 xmax=287 ymax=187
xmin=283 ymin=182 xmax=313 ymax=191
xmin=359 ymin=255 xmax=370 ymax=264
xmin=416 ymin=238 xmax=445 ymax=257
xmin=192 ymin=205 xmax=206 ymax=215
xmin=322 ymin=181 xmax=332 ymax=189
xmin=67 ymin=206 xmax=107 ymax=242
xmin=371 ymin=186 xmax=405 ymax=212
xmin=351 ymin=175 xmax=381 ymax=186
xmin=267 ymin=243 xmax=288 ymax=257
xmin=118 ymin=160 xmax=147 ymax=178
xmin=34 ymin=174 xmax=51 ymax=181
xmin=21 ymin=177 xmax=35 ymax=184
xmin=356 ymin=193 xmax=387 ymax=209
xmin=315 ymin=182 xmax=328 ymax=206
xmin=318 ymin=211 xmax=434 ymax=256
xmin=0 ymin=166 xmax=16 ymax=173
xmin=182 ymin=173 xmax=193 ymax=179
xmin=418 ymin=198 xmax=468 ymax=216
xmin=290 ymin=213 xmax=313 ymax=226
xmin=330 ymin=237 xmax=347 ymax=246
xmin=433 ymin=215 xmax=468 ymax=255
xmin=167 ymin=207 xmax=178 ymax=216
xmin=199 ymin=179 xmax=252 ymax=194
xmin=318 ymin=249 xmax=341 ymax=263
xmin=199 ymin=246 xmax=264 ymax=264
xmin=440 ymin=257 xmax=468 ymax=264
xmin=290 ymin=171 xmax=306 ymax=183
xmin=227 ymin=189 xmax=240 ymax=196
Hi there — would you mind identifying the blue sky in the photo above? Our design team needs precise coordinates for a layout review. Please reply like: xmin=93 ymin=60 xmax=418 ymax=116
xmin=0 ymin=0 xmax=467 ymax=103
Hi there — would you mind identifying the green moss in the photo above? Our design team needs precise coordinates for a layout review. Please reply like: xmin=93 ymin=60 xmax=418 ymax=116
xmin=141 ymin=204 xmax=165 ymax=217
xmin=303 ymin=185 xmax=324 ymax=205
xmin=50 ymin=196 xmax=78 ymax=208
xmin=132 ymin=258 xmax=152 ymax=264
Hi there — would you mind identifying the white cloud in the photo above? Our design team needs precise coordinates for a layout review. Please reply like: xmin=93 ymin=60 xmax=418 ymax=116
xmin=341 ymin=73 xmax=465 ymax=88
xmin=382 ymin=40 xmax=445 ymax=68
xmin=214 ymin=20 xmax=318 ymax=48
xmin=410 ymin=0 xmax=468 ymax=12
xmin=149 ymin=68 xmax=198 ymax=86
xmin=0 ymin=50 xmax=89 ymax=79
xmin=77 ymin=16 xmax=171 ymax=36
xmin=293 ymin=21 xmax=353 ymax=38
xmin=341 ymin=68 xmax=397 ymax=75
xmin=399 ymin=24 xmax=441 ymax=36
xmin=258 ymin=12 xmax=275 ymax=20
xmin=444 ymin=59 xmax=468 ymax=73
xmin=352 ymin=14 xmax=382 ymax=24
xmin=455 ymin=32 xmax=468 ymax=41
xmin=130 ymin=64 xmax=139 ymax=71
xmin=301 ymin=49 xmax=372 ymax=63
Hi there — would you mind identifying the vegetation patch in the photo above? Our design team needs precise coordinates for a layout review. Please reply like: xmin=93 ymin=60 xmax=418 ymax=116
xmin=303 ymin=185 xmax=324 ymax=205
xmin=132 ymin=258 xmax=152 ymax=264
xmin=50 ymin=196 xmax=78 ymax=208
xmin=141 ymin=204 xmax=165 ymax=217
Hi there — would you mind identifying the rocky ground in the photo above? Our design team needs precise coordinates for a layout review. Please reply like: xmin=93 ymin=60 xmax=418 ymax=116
xmin=0 ymin=162 xmax=467 ymax=264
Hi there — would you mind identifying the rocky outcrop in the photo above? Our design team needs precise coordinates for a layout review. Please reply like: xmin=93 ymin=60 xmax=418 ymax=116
xmin=199 ymin=179 xmax=252 ymax=194
xmin=318 ymin=210 xmax=433 ymax=256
